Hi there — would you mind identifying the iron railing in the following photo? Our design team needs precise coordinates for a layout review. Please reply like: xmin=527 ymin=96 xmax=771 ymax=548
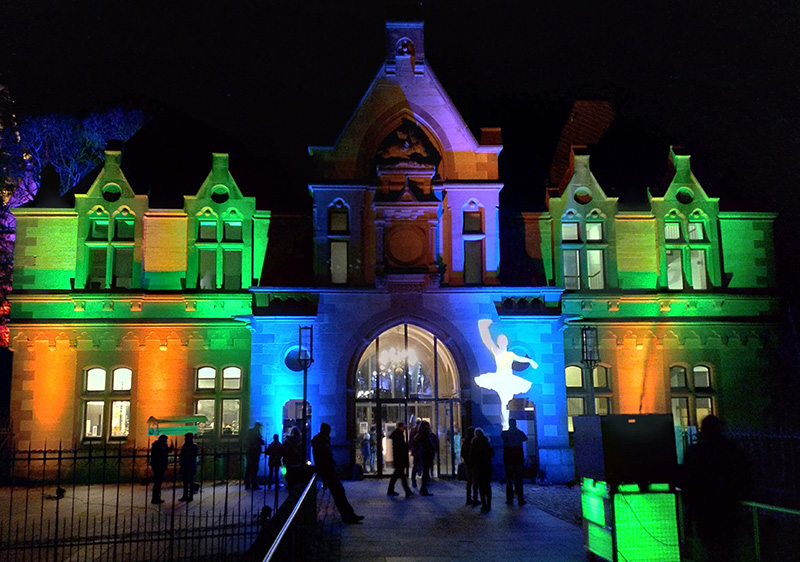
xmin=0 ymin=442 xmax=275 ymax=561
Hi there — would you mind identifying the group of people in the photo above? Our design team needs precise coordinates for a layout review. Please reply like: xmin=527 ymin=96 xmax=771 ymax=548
xmin=148 ymin=432 xmax=199 ymax=504
xmin=460 ymin=418 xmax=528 ymax=512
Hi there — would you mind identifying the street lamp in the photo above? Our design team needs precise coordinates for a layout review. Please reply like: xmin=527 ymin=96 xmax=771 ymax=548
xmin=581 ymin=326 xmax=599 ymax=416
xmin=298 ymin=326 xmax=314 ymax=462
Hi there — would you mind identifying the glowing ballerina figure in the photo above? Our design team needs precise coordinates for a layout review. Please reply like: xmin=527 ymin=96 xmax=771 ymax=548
xmin=474 ymin=319 xmax=538 ymax=429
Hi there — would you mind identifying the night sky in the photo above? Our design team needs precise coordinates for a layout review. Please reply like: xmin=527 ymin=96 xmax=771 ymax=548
xmin=2 ymin=1 xmax=799 ymax=297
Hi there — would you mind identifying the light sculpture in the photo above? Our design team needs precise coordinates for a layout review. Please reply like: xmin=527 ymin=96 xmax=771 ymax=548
xmin=474 ymin=319 xmax=538 ymax=429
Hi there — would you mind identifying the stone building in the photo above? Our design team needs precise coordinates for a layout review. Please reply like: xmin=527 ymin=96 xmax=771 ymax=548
xmin=6 ymin=20 xmax=782 ymax=483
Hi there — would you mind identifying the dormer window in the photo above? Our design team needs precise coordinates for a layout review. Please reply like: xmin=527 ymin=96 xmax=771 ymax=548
xmin=114 ymin=217 xmax=134 ymax=240
xmin=463 ymin=211 xmax=483 ymax=234
xmin=688 ymin=222 xmax=704 ymax=241
xmin=90 ymin=218 xmax=109 ymax=240
xmin=562 ymin=223 xmax=580 ymax=241
xmin=586 ymin=222 xmax=603 ymax=242
xmin=223 ymin=220 xmax=242 ymax=241
xmin=329 ymin=204 xmax=349 ymax=234
xmin=198 ymin=220 xmax=217 ymax=241
xmin=665 ymin=223 xmax=681 ymax=241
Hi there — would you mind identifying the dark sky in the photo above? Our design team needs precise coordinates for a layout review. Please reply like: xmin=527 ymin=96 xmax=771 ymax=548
xmin=2 ymin=1 xmax=799 ymax=294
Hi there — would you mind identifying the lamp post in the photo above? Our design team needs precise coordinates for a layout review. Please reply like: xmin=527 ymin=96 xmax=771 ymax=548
xmin=298 ymin=326 xmax=314 ymax=462
xmin=581 ymin=326 xmax=599 ymax=416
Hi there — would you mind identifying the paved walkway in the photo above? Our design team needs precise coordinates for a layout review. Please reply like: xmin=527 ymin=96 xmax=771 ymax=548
xmin=312 ymin=479 xmax=586 ymax=562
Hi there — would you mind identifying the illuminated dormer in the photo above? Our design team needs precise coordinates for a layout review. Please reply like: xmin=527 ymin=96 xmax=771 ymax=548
xmin=548 ymin=148 xmax=618 ymax=291
xmin=75 ymin=150 xmax=147 ymax=290
xmin=184 ymin=153 xmax=269 ymax=290
xmin=649 ymin=147 xmax=721 ymax=291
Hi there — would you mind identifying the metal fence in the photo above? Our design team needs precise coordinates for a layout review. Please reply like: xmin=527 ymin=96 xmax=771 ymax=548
xmin=728 ymin=431 xmax=800 ymax=509
xmin=0 ymin=442 xmax=275 ymax=562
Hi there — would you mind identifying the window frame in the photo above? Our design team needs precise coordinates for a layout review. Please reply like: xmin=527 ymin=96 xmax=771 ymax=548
xmin=193 ymin=365 xmax=244 ymax=440
xmin=669 ymin=363 xmax=715 ymax=428
xmin=82 ymin=366 xmax=133 ymax=441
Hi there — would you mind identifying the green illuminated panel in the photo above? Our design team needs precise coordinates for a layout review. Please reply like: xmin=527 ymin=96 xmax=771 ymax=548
xmin=582 ymin=477 xmax=609 ymax=497
xmin=581 ymin=492 xmax=606 ymax=527
xmin=614 ymin=492 xmax=680 ymax=562
xmin=587 ymin=521 xmax=613 ymax=561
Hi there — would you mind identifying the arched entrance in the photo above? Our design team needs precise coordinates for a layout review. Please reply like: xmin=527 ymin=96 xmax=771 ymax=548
xmin=354 ymin=323 xmax=461 ymax=477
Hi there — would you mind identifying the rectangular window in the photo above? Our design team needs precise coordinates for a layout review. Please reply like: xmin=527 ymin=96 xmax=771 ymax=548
xmin=114 ymin=218 xmax=134 ymax=241
xmin=198 ymin=250 xmax=217 ymax=289
xmin=695 ymin=397 xmax=713 ymax=425
xmin=198 ymin=221 xmax=217 ymax=241
xmin=464 ymin=240 xmax=483 ymax=284
xmin=562 ymin=223 xmax=580 ymax=241
xmin=114 ymin=247 xmax=134 ymax=289
xmin=223 ymin=250 xmax=242 ymax=290
xmin=223 ymin=221 xmax=243 ymax=241
xmin=89 ymin=247 xmax=108 ymax=289
xmin=664 ymin=223 xmax=681 ymax=240
xmin=196 ymin=399 xmax=216 ymax=435
xmin=567 ymin=397 xmax=585 ymax=432
xmin=586 ymin=222 xmax=603 ymax=241
xmin=90 ymin=219 xmax=109 ymax=240
xmin=688 ymin=222 xmax=704 ymax=241
xmin=671 ymin=397 xmax=689 ymax=428
xmin=330 ymin=240 xmax=348 ymax=284
xmin=329 ymin=209 xmax=349 ymax=233
xmin=595 ymin=397 xmax=612 ymax=416
xmin=221 ymin=399 xmax=241 ymax=436
xmin=85 ymin=401 xmax=105 ymax=438
xmin=666 ymin=249 xmax=683 ymax=290
xmin=110 ymin=400 xmax=131 ymax=438
xmin=587 ymin=249 xmax=605 ymax=290
xmin=690 ymin=250 xmax=707 ymax=290
xmin=463 ymin=211 xmax=483 ymax=234
xmin=563 ymin=249 xmax=581 ymax=290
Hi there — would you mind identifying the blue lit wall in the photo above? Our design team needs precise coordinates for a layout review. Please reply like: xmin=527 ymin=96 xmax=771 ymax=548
xmin=248 ymin=287 xmax=573 ymax=482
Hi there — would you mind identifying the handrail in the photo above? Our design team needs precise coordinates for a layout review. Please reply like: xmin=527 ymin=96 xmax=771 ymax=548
xmin=742 ymin=500 xmax=800 ymax=517
xmin=741 ymin=499 xmax=800 ymax=560
xmin=263 ymin=473 xmax=317 ymax=562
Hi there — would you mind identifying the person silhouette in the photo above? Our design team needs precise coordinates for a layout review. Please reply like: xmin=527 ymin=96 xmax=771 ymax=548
xmin=474 ymin=319 xmax=538 ymax=429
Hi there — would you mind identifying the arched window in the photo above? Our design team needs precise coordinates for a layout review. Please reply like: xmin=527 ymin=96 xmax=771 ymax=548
xmin=353 ymin=324 xmax=460 ymax=477
xmin=670 ymin=363 xmax=715 ymax=428
xmin=195 ymin=365 xmax=243 ymax=438
xmin=82 ymin=366 xmax=132 ymax=440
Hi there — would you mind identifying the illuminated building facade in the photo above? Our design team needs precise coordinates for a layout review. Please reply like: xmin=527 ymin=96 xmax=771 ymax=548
xmin=8 ymin=151 xmax=270 ymax=447
xmin=6 ymin=20 xmax=782 ymax=484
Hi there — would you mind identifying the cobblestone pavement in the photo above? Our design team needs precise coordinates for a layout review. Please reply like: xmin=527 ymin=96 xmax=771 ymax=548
xmin=309 ymin=479 xmax=583 ymax=562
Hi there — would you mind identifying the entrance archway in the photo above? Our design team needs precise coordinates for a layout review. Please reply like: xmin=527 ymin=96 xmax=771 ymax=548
xmin=354 ymin=323 xmax=461 ymax=477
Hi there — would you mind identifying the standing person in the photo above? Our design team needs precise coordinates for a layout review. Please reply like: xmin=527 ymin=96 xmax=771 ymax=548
xmin=682 ymin=415 xmax=749 ymax=562
xmin=386 ymin=421 xmax=414 ymax=498
xmin=501 ymin=417 xmax=527 ymax=506
xmin=282 ymin=427 xmax=305 ymax=489
xmin=178 ymin=433 xmax=198 ymax=502
xmin=416 ymin=420 xmax=436 ymax=496
xmin=265 ymin=434 xmax=283 ymax=489
xmin=359 ymin=433 xmax=371 ymax=474
xmin=311 ymin=422 xmax=365 ymax=524
xmin=461 ymin=426 xmax=479 ymax=506
xmin=471 ymin=427 xmax=494 ymax=512
xmin=244 ymin=422 xmax=265 ymax=490
xmin=408 ymin=418 xmax=422 ymax=488
xmin=149 ymin=434 xmax=173 ymax=504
